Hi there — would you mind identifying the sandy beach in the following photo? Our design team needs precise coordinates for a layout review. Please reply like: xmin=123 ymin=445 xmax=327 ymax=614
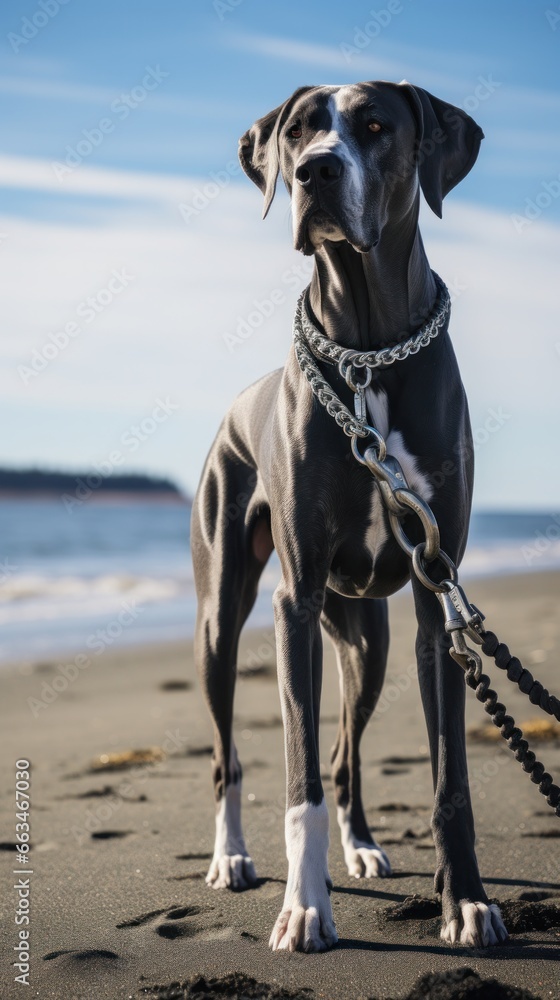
xmin=2 ymin=570 xmax=560 ymax=1000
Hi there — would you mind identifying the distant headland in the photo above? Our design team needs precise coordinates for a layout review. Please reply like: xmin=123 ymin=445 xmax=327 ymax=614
xmin=0 ymin=467 xmax=189 ymax=504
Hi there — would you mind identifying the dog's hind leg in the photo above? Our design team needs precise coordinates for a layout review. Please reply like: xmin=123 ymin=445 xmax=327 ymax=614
xmin=322 ymin=591 xmax=392 ymax=878
xmin=191 ymin=452 xmax=272 ymax=891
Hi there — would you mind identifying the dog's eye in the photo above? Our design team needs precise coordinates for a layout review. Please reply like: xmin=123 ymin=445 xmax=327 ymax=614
xmin=289 ymin=125 xmax=302 ymax=139
xmin=368 ymin=121 xmax=382 ymax=133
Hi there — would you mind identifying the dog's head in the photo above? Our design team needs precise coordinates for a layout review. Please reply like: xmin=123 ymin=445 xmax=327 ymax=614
xmin=239 ymin=82 xmax=483 ymax=256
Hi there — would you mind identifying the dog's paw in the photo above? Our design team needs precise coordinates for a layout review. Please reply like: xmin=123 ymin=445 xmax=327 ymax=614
xmin=205 ymin=853 xmax=257 ymax=891
xmin=269 ymin=903 xmax=338 ymax=952
xmin=441 ymin=901 xmax=508 ymax=947
xmin=269 ymin=799 xmax=337 ymax=952
xmin=337 ymin=809 xmax=391 ymax=878
xmin=344 ymin=843 xmax=392 ymax=879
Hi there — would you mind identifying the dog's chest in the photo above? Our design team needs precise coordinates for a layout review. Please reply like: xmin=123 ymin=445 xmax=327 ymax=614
xmin=364 ymin=387 xmax=433 ymax=500
xmin=327 ymin=388 xmax=433 ymax=598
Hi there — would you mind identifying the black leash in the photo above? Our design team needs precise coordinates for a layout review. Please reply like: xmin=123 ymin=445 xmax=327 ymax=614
xmin=480 ymin=629 xmax=560 ymax=723
xmin=465 ymin=633 xmax=560 ymax=816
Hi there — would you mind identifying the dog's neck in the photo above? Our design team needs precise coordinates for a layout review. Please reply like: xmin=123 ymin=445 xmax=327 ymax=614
xmin=307 ymin=203 xmax=437 ymax=350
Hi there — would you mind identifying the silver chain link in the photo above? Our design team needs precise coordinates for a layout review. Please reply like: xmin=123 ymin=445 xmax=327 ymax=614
xmin=297 ymin=271 xmax=450 ymax=371
xmin=293 ymin=272 xmax=450 ymax=440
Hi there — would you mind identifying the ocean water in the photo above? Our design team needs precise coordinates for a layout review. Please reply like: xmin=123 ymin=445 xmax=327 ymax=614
xmin=0 ymin=499 xmax=559 ymax=664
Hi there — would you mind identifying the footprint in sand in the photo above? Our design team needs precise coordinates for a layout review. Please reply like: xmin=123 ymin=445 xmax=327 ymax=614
xmin=381 ymin=755 xmax=430 ymax=766
xmin=521 ymin=829 xmax=560 ymax=838
xmin=237 ymin=663 xmax=275 ymax=679
xmin=43 ymin=949 xmax=118 ymax=962
xmin=166 ymin=873 xmax=205 ymax=882
xmin=377 ymin=802 xmax=428 ymax=812
xmin=382 ymin=827 xmax=432 ymax=846
xmin=60 ymin=786 xmax=148 ymax=803
xmin=185 ymin=745 xmax=213 ymax=757
xmin=159 ymin=680 xmax=192 ymax=691
xmin=175 ymin=852 xmax=212 ymax=860
xmin=499 ymin=897 xmax=560 ymax=933
xmin=90 ymin=830 xmax=133 ymax=840
xmin=116 ymin=903 xmax=225 ymax=941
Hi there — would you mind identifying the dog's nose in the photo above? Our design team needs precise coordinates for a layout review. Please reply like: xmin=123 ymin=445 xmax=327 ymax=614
xmin=295 ymin=152 xmax=344 ymax=189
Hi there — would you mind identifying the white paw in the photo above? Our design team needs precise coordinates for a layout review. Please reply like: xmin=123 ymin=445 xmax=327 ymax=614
xmin=269 ymin=799 xmax=337 ymax=953
xmin=337 ymin=808 xmax=391 ymax=878
xmin=441 ymin=901 xmax=508 ymax=947
xmin=345 ymin=843 xmax=392 ymax=879
xmin=207 ymin=773 xmax=256 ymax=890
xmin=206 ymin=853 xmax=257 ymax=890
xmin=269 ymin=903 xmax=338 ymax=952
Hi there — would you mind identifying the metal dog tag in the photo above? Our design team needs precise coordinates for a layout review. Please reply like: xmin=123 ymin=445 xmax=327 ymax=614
xmin=354 ymin=388 xmax=367 ymax=424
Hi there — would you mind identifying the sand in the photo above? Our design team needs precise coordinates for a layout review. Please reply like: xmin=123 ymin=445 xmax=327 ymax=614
xmin=2 ymin=570 xmax=560 ymax=1000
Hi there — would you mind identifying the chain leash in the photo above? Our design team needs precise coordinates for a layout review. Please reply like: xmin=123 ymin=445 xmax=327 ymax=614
xmin=293 ymin=285 xmax=560 ymax=816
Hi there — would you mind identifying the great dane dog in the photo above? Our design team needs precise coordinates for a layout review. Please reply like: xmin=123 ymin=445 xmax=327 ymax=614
xmin=191 ymin=80 xmax=509 ymax=952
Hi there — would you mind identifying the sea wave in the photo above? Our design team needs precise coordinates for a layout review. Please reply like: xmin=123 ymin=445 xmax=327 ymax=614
xmin=461 ymin=540 xmax=560 ymax=577
xmin=0 ymin=573 xmax=189 ymax=625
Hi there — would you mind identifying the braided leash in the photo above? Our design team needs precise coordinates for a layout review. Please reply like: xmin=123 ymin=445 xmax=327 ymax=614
xmin=293 ymin=282 xmax=560 ymax=815
xmin=480 ymin=630 xmax=560 ymax=723
xmin=463 ymin=658 xmax=560 ymax=815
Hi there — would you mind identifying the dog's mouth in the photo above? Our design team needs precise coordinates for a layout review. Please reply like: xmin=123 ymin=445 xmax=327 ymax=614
xmin=295 ymin=209 xmax=345 ymax=255
xmin=295 ymin=208 xmax=375 ymax=256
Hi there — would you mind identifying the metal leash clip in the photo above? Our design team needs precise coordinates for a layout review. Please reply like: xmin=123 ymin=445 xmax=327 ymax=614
xmin=437 ymin=583 xmax=485 ymax=644
xmin=436 ymin=583 xmax=485 ymax=680
xmin=448 ymin=630 xmax=484 ymax=681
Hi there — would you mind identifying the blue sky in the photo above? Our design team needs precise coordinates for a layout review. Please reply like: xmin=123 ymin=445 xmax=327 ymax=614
xmin=1 ymin=0 xmax=560 ymax=507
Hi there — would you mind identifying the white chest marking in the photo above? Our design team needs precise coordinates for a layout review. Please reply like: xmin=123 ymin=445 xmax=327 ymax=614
xmin=365 ymin=386 xmax=434 ymax=501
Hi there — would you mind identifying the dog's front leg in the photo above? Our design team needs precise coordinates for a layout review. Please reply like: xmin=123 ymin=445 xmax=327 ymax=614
xmin=412 ymin=578 xmax=508 ymax=947
xmin=269 ymin=576 xmax=338 ymax=953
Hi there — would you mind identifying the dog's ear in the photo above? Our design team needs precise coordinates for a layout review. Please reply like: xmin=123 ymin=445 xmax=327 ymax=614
xmin=398 ymin=83 xmax=484 ymax=218
xmin=239 ymin=87 xmax=312 ymax=219
xmin=239 ymin=104 xmax=283 ymax=219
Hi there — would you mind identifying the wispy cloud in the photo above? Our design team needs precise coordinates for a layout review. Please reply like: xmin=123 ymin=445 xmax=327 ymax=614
xmin=0 ymin=154 xmax=196 ymax=202
xmin=0 ymin=73 xmax=250 ymax=118
xmin=225 ymin=32 xmax=467 ymax=92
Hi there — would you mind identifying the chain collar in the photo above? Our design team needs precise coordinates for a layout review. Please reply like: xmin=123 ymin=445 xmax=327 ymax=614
xmin=297 ymin=271 xmax=450 ymax=371
xmin=293 ymin=271 xmax=450 ymax=439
